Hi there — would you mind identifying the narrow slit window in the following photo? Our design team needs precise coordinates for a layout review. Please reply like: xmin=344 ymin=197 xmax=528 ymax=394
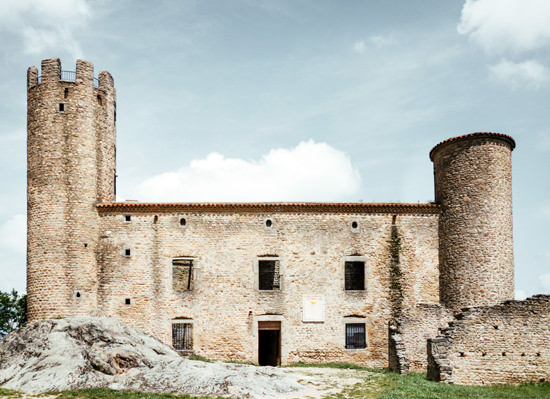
xmin=172 ymin=323 xmax=193 ymax=351
xmin=173 ymin=259 xmax=194 ymax=291
xmin=58 ymin=103 xmax=65 ymax=112
xmin=124 ymin=248 xmax=131 ymax=257
xmin=345 ymin=261 xmax=365 ymax=290
xmin=259 ymin=259 xmax=280 ymax=290
xmin=345 ymin=323 xmax=366 ymax=349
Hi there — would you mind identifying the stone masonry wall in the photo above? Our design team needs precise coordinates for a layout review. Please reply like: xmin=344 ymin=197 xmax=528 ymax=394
xmin=96 ymin=206 xmax=440 ymax=367
xmin=27 ymin=59 xmax=115 ymax=322
xmin=428 ymin=295 xmax=550 ymax=385
xmin=431 ymin=134 xmax=515 ymax=312
xmin=392 ymin=304 xmax=453 ymax=372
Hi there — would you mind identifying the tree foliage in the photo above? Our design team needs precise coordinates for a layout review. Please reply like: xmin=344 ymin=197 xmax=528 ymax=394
xmin=0 ymin=289 xmax=27 ymax=338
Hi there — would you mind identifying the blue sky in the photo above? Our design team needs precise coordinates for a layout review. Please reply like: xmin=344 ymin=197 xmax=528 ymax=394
xmin=0 ymin=0 xmax=549 ymax=299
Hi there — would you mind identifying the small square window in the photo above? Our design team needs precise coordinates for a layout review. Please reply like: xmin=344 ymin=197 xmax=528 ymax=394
xmin=172 ymin=323 xmax=193 ymax=351
xmin=125 ymin=298 xmax=131 ymax=305
xmin=173 ymin=259 xmax=194 ymax=290
xmin=259 ymin=259 xmax=280 ymax=290
xmin=124 ymin=215 xmax=131 ymax=222
xmin=125 ymin=248 xmax=131 ymax=257
xmin=345 ymin=261 xmax=365 ymax=290
xmin=346 ymin=323 xmax=366 ymax=349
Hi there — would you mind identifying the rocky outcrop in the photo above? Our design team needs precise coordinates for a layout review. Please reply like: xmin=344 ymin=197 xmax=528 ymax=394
xmin=0 ymin=317 xmax=303 ymax=398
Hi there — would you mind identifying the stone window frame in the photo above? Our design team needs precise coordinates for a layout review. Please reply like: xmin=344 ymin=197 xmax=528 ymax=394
xmin=342 ymin=255 xmax=368 ymax=292
xmin=123 ymin=214 xmax=132 ymax=223
xmin=341 ymin=316 xmax=369 ymax=351
xmin=254 ymin=256 xmax=283 ymax=291
xmin=171 ymin=256 xmax=198 ymax=292
xmin=170 ymin=319 xmax=194 ymax=353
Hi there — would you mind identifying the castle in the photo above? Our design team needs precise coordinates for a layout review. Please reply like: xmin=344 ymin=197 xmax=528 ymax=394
xmin=26 ymin=59 xmax=549 ymax=385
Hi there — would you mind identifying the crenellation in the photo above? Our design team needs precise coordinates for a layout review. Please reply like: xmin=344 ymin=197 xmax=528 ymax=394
xmin=40 ymin=58 xmax=61 ymax=84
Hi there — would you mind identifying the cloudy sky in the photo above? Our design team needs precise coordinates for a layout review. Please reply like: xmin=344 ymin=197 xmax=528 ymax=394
xmin=0 ymin=0 xmax=549 ymax=299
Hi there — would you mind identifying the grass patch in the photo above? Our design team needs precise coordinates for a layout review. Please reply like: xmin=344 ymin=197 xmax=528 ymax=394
xmin=223 ymin=360 xmax=256 ymax=366
xmin=373 ymin=372 xmax=550 ymax=399
xmin=0 ymin=387 xmax=23 ymax=398
xmin=53 ymin=388 xmax=224 ymax=399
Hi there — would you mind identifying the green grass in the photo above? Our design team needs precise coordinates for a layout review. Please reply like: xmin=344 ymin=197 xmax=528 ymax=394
xmin=0 ymin=387 xmax=23 ymax=398
xmin=374 ymin=372 xmax=550 ymax=399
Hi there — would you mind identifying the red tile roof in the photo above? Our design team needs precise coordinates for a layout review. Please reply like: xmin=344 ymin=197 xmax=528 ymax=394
xmin=429 ymin=132 xmax=516 ymax=161
xmin=97 ymin=202 xmax=440 ymax=214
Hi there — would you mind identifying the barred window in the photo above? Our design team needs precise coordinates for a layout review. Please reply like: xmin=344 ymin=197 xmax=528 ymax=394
xmin=346 ymin=323 xmax=366 ymax=349
xmin=259 ymin=259 xmax=280 ymax=290
xmin=345 ymin=261 xmax=365 ymax=290
xmin=172 ymin=323 xmax=193 ymax=351
xmin=173 ymin=259 xmax=194 ymax=291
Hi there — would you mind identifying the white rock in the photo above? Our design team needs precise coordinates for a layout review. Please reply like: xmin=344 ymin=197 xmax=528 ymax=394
xmin=0 ymin=317 xmax=303 ymax=398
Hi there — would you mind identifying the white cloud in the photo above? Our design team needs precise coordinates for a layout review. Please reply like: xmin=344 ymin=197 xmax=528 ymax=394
xmin=0 ymin=0 xmax=91 ymax=58
xmin=515 ymin=289 xmax=527 ymax=300
xmin=458 ymin=0 xmax=550 ymax=55
xmin=135 ymin=141 xmax=361 ymax=202
xmin=0 ymin=215 xmax=26 ymax=254
xmin=539 ymin=273 xmax=550 ymax=293
xmin=353 ymin=35 xmax=394 ymax=54
xmin=353 ymin=40 xmax=366 ymax=55
xmin=489 ymin=59 xmax=550 ymax=89
xmin=370 ymin=35 xmax=394 ymax=48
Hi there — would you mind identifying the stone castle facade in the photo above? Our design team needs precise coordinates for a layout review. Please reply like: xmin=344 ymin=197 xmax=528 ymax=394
xmin=26 ymin=59 xmax=549 ymax=384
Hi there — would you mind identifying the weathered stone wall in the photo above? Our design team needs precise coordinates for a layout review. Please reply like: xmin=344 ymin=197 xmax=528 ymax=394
xmin=431 ymin=133 xmax=515 ymax=312
xmin=389 ymin=304 xmax=453 ymax=373
xmin=96 ymin=205 xmax=440 ymax=366
xmin=27 ymin=59 xmax=116 ymax=322
xmin=428 ymin=295 xmax=550 ymax=385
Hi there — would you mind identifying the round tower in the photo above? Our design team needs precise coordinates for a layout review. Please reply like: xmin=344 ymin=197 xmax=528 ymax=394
xmin=430 ymin=133 xmax=515 ymax=312
xmin=27 ymin=58 xmax=116 ymax=322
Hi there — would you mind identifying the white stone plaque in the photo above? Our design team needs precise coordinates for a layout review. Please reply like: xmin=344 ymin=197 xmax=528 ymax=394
xmin=302 ymin=295 xmax=325 ymax=322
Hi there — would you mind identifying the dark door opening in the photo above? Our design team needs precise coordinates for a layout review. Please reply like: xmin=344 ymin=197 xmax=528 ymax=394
xmin=258 ymin=321 xmax=281 ymax=366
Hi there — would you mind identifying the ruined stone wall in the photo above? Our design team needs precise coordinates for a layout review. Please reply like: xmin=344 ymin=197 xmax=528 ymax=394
xmin=431 ymin=133 xmax=515 ymax=312
xmin=428 ymin=295 xmax=550 ymax=385
xmin=96 ymin=206 xmax=440 ymax=367
xmin=27 ymin=59 xmax=115 ymax=322
xmin=389 ymin=304 xmax=453 ymax=373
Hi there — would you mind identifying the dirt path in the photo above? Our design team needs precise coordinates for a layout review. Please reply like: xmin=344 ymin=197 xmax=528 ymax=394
xmin=278 ymin=367 xmax=384 ymax=399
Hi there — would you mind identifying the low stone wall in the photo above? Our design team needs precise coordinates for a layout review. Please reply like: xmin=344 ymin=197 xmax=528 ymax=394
xmin=427 ymin=295 xmax=550 ymax=385
xmin=389 ymin=304 xmax=453 ymax=373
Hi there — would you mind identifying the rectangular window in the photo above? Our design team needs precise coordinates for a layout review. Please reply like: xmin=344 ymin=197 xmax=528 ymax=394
xmin=345 ymin=261 xmax=365 ymax=290
xmin=173 ymin=259 xmax=194 ymax=290
xmin=345 ymin=323 xmax=366 ymax=349
xmin=259 ymin=259 xmax=280 ymax=290
xmin=172 ymin=323 xmax=193 ymax=351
